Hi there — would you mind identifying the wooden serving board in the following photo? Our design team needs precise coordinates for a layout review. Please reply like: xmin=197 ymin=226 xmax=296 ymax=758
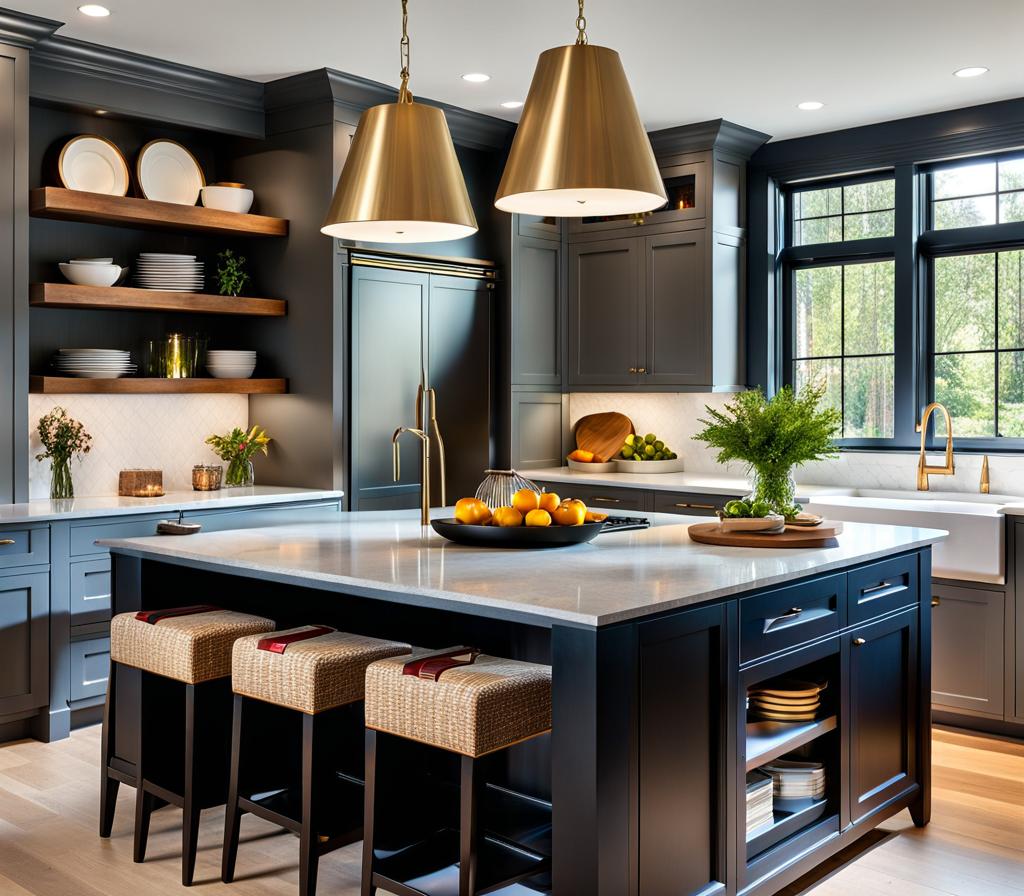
xmin=688 ymin=520 xmax=843 ymax=549
xmin=574 ymin=412 xmax=634 ymax=463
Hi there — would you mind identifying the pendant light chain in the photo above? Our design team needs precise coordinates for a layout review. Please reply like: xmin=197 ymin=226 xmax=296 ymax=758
xmin=575 ymin=0 xmax=588 ymax=45
xmin=398 ymin=0 xmax=413 ymax=103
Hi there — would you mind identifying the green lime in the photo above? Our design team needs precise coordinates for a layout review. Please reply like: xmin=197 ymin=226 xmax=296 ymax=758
xmin=622 ymin=446 xmax=634 ymax=459
xmin=644 ymin=443 xmax=656 ymax=457
xmin=644 ymin=433 xmax=656 ymax=444
xmin=654 ymin=440 xmax=665 ymax=452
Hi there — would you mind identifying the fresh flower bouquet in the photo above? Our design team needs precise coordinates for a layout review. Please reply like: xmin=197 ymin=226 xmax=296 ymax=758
xmin=205 ymin=425 xmax=271 ymax=487
xmin=36 ymin=407 xmax=92 ymax=500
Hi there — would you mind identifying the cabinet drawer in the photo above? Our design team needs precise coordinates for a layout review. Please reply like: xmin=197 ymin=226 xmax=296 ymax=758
xmin=652 ymin=491 xmax=741 ymax=517
xmin=70 ymin=558 xmax=112 ymax=625
xmin=70 ymin=636 xmax=110 ymax=702
xmin=0 ymin=525 xmax=49 ymax=571
xmin=847 ymin=554 xmax=918 ymax=625
xmin=537 ymin=482 xmax=649 ymax=512
xmin=740 ymin=573 xmax=845 ymax=664
xmin=70 ymin=518 xmax=163 ymax=557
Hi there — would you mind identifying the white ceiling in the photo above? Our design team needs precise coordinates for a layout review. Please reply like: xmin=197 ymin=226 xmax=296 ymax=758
xmin=15 ymin=0 xmax=1024 ymax=140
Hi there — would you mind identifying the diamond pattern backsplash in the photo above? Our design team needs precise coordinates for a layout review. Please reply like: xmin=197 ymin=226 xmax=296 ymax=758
xmin=28 ymin=394 xmax=248 ymax=500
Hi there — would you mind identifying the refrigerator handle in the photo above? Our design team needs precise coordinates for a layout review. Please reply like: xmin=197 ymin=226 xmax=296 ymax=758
xmin=415 ymin=382 xmax=424 ymax=431
xmin=428 ymin=387 xmax=447 ymax=508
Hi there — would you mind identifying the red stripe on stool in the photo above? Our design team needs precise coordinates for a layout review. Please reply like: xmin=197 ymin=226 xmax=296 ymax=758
xmin=134 ymin=604 xmax=221 ymax=624
xmin=257 ymin=625 xmax=336 ymax=654
xmin=403 ymin=647 xmax=481 ymax=681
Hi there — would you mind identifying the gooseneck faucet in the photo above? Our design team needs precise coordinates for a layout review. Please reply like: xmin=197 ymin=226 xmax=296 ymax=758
xmin=392 ymin=386 xmax=446 ymax=526
xmin=917 ymin=402 xmax=955 ymax=491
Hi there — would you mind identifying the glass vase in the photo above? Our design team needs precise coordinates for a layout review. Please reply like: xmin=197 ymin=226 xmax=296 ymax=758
xmin=50 ymin=457 xmax=74 ymax=500
xmin=225 ymin=457 xmax=254 ymax=488
xmin=745 ymin=467 xmax=797 ymax=516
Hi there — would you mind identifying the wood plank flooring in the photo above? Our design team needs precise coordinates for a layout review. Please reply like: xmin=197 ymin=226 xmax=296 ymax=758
xmin=0 ymin=726 xmax=1020 ymax=895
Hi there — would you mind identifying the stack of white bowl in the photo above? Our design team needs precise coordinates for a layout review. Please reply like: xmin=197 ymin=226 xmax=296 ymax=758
xmin=135 ymin=253 xmax=204 ymax=292
xmin=207 ymin=350 xmax=256 ymax=379
xmin=58 ymin=258 xmax=127 ymax=288
xmin=53 ymin=348 xmax=136 ymax=379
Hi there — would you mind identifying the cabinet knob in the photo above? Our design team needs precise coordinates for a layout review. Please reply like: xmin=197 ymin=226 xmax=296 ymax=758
xmin=931 ymin=596 xmax=941 ymax=608
xmin=637 ymin=367 xmax=647 ymax=374
xmin=853 ymin=637 xmax=866 ymax=646
xmin=628 ymin=367 xmax=638 ymax=374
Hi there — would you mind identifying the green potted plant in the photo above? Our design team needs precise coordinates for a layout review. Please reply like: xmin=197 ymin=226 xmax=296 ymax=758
xmin=216 ymin=249 xmax=249 ymax=297
xmin=692 ymin=383 xmax=841 ymax=517
xmin=205 ymin=425 xmax=271 ymax=487
xmin=36 ymin=407 xmax=92 ymax=500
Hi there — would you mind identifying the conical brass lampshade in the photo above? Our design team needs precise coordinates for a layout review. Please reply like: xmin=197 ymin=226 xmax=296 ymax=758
xmin=321 ymin=99 xmax=478 ymax=243
xmin=495 ymin=43 xmax=666 ymax=216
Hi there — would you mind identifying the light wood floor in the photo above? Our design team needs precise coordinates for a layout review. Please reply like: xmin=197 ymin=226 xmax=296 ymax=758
xmin=0 ymin=726 xmax=1020 ymax=895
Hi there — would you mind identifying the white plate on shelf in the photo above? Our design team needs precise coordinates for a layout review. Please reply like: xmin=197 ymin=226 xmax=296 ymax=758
xmin=136 ymin=140 xmax=205 ymax=205
xmin=614 ymin=458 xmax=686 ymax=473
xmin=58 ymin=135 xmax=130 ymax=196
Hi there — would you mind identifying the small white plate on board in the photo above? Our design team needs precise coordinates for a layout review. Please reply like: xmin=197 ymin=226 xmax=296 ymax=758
xmin=137 ymin=140 xmax=205 ymax=205
xmin=58 ymin=135 xmax=130 ymax=196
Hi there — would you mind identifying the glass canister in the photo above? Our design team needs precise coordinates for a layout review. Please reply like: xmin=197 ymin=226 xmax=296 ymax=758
xmin=192 ymin=464 xmax=223 ymax=491
xmin=143 ymin=339 xmax=166 ymax=377
xmin=165 ymin=333 xmax=188 ymax=378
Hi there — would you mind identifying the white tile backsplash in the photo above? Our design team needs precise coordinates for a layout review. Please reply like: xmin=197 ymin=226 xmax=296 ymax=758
xmin=28 ymin=394 xmax=248 ymax=499
xmin=568 ymin=392 xmax=1024 ymax=496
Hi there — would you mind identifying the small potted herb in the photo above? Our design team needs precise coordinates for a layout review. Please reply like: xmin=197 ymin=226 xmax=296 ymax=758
xmin=205 ymin=425 xmax=271 ymax=487
xmin=36 ymin=407 xmax=92 ymax=500
xmin=216 ymin=249 xmax=249 ymax=297
xmin=692 ymin=383 xmax=841 ymax=518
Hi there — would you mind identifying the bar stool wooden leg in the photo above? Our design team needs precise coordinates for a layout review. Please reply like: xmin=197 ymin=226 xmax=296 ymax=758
xmin=99 ymin=663 xmax=119 ymax=838
xmin=360 ymin=729 xmax=378 ymax=896
xmin=133 ymin=673 xmax=152 ymax=864
xmin=182 ymin=684 xmax=201 ymax=886
xmin=222 ymin=694 xmax=245 ymax=883
xmin=459 ymin=755 xmax=480 ymax=896
xmin=299 ymin=713 xmax=320 ymax=896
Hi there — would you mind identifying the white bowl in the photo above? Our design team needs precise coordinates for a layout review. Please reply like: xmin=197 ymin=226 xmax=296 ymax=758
xmin=208 ymin=363 xmax=256 ymax=379
xmin=614 ymin=457 xmax=687 ymax=473
xmin=59 ymin=262 xmax=121 ymax=288
xmin=567 ymin=458 xmax=620 ymax=473
xmin=69 ymin=257 xmax=114 ymax=264
xmin=201 ymin=185 xmax=254 ymax=214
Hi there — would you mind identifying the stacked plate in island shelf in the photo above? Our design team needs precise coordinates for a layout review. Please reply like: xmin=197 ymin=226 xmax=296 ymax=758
xmin=761 ymin=759 xmax=826 ymax=811
xmin=52 ymin=348 xmax=135 ymax=379
xmin=746 ymin=771 xmax=774 ymax=837
xmin=748 ymin=679 xmax=827 ymax=722
xmin=135 ymin=253 xmax=204 ymax=292
xmin=207 ymin=350 xmax=256 ymax=379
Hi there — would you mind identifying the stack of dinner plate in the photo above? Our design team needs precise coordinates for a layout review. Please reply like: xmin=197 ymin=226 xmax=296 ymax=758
xmin=746 ymin=771 xmax=774 ymax=837
xmin=53 ymin=348 xmax=135 ymax=379
xmin=135 ymin=253 xmax=204 ymax=292
xmin=748 ymin=679 xmax=826 ymax=722
xmin=206 ymin=350 xmax=256 ymax=379
xmin=761 ymin=759 xmax=826 ymax=810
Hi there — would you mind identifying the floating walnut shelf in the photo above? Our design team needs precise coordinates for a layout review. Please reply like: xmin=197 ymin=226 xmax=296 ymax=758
xmin=30 ymin=376 xmax=287 ymax=395
xmin=29 ymin=187 xmax=289 ymax=237
xmin=30 ymin=283 xmax=286 ymax=317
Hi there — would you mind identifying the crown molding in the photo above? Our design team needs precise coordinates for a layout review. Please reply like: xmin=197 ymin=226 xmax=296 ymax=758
xmin=649 ymin=119 xmax=770 ymax=160
xmin=0 ymin=6 xmax=60 ymax=49
xmin=30 ymin=35 xmax=265 ymax=137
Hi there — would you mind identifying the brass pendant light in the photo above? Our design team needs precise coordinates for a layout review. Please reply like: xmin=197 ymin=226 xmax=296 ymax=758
xmin=321 ymin=0 xmax=477 ymax=243
xmin=495 ymin=0 xmax=666 ymax=217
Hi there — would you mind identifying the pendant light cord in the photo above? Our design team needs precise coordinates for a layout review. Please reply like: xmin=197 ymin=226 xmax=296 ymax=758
xmin=575 ymin=0 xmax=588 ymax=45
xmin=398 ymin=0 xmax=413 ymax=102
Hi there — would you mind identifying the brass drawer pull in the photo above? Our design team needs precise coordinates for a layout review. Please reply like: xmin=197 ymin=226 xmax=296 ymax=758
xmin=853 ymin=637 xmax=866 ymax=646
xmin=628 ymin=367 xmax=638 ymax=374
xmin=592 ymin=496 xmax=623 ymax=503
xmin=673 ymin=502 xmax=716 ymax=510
xmin=637 ymin=367 xmax=647 ymax=374
xmin=931 ymin=596 xmax=941 ymax=608
xmin=0 ymin=539 xmax=15 ymax=546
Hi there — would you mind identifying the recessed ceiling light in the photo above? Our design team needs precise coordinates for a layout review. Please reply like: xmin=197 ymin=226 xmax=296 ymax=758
xmin=462 ymin=72 xmax=490 ymax=83
xmin=797 ymin=101 xmax=825 ymax=111
xmin=953 ymin=66 xmax=989 ymax=78
xmin=500 ymin=101 xmax=524 ymax=109
xmin=78 ymin=4 xmax=111 ymax=16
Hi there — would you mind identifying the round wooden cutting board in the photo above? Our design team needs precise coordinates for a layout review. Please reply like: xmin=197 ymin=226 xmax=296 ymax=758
xmin=687 ymin=521 xmax=843 ymax=548
xmin=573 ymin=411 xmax=634 ymax=463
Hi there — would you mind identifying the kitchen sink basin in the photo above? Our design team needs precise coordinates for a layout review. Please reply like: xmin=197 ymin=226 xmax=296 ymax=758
xmin=803 ymin=490 xmax=1017 ymax=584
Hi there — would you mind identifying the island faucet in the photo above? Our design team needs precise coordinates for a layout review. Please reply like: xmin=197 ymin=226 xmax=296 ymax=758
xmin=392 ymin=386 xmax=447 ymax=526
xmin=916 ymin=402 xmax=955 ymax=491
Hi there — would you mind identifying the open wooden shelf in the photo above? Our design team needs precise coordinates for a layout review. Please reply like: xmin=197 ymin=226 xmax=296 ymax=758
xmin=30 ymin=283 xmax=286 ymax=317
xmin=745 ymin=715 xmax=837 ymax=772
xmin=30 ymin=376 xmax=287 ymax=395
xmin=29 ymin=187 xmax=289 ymax=238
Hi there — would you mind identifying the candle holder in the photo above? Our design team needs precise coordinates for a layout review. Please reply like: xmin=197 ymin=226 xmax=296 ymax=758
xmin=192 ymin=464 xmax=223 ymax=491
xmin=118 ymin=469 xmax=164 ymax=497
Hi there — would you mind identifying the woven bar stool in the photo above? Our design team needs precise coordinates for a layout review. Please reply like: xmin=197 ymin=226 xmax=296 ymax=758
xmin=222 ymin=626 xmax=411 ymax=896
xmin=361 ymin=647 xmax=552 ymax=896
xmin=104 ymin=605 xmax=274 ymax=886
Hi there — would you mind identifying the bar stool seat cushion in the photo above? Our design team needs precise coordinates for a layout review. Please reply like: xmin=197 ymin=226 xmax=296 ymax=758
xmin=111 ymin=609 xmax=275 ymax=684
xmin=232 ymin=627 xmax=411 ymax=714
xmin=365 ymin=651 xmax=552 ymax=757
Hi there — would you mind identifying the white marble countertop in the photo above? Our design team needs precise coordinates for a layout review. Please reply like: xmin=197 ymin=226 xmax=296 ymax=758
xmin=100 ymin=508 xmax=946 ymax=628
xmin=999 ymin=504 xmax=1024 ymax=516
xmin=525 ymin=466 xmax=855 ymax=502
xmin=0 ymin=486 xmax=344 ymax=524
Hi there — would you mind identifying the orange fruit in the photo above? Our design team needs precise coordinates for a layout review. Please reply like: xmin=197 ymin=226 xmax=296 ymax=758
xmin=525 ymin=509 xmax=552 ymax=527
xmin=454 ymin=497 xmax=492 ymax=525
xmin=493 ymin=506 xmax=524 ymax=527
xmin=585 ymin=510 xmax=609 ymax=523
xmin=538 ymin=491 xmax=561 ymax=513
xmin=512 ymin=488 xmax=541 ymax=515
xmin=567 ymin=448 xmax=595 ymax=463
xmin=552 ymin=499 xmax=586 ymax=526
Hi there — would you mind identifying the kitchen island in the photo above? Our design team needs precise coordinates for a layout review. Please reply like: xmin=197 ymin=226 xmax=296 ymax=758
xmin=101 ymin=510 xmax=944 ymax=896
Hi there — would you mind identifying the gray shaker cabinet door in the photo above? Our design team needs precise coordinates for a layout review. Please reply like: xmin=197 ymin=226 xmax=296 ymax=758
xmin=0 ymin=571 xmax=49 ymax=717
xmin=512 ymin=236 xmax=563 ymax=386
xmin=644 ymin=230 xmax=708 ymax=386
xmin=568 ymin=237 xmax=641 ymax=386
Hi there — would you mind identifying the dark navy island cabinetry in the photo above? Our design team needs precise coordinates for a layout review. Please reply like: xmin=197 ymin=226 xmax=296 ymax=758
xmin=0 ymin=492 xmax=342 ymax=743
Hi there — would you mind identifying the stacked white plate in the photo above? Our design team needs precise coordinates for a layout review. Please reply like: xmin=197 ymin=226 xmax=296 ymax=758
xmin=207 ymin=350 xmax=256 ymax=379
xmin=762 ymin=759 xmax=826 ymax=811
xmin=53 ymin=349 xmax=136 ymax=379
xmin=135 ymin=253 xmax=204 ymax=292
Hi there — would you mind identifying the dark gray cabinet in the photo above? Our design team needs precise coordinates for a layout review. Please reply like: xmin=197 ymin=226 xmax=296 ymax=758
xmin=0 ymin=570 xmax=49 ymax=718
xmin=510 ymin=394 xmax=566 ymax=471
xmin=512 ymin=235 xmax=564 ymax=386
xmin=646 ymin=230 xmax=708 ymax=385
